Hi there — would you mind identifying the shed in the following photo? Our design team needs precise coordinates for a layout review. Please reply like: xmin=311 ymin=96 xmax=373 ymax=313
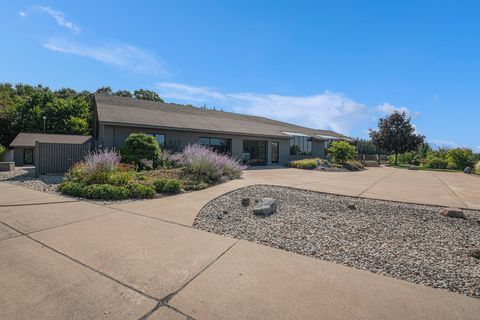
xmin=9 ymin=133 xmax=92 ymax=168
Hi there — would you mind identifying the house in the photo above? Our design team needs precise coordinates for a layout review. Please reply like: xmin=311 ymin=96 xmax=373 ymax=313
xmin=94 ymin=94 xmax=352 ymax=166
xmin=9 ymin=133 xmax=92 ymax=166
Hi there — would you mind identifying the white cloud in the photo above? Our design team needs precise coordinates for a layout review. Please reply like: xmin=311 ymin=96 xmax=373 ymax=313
xmin=37 ymin=6 xmax=80 ymax=33
xmin=18 ymin=11 xmax=27 ymax=17
xmin=377 ymin=102 xmax=420 ymax=118
xmin=156 ymin=82 xmax=369 ymax=134
xmin=43 ymin=38 xmax=167 ymax=75
xmin=428 ymin=140 xmax=469 ymax=149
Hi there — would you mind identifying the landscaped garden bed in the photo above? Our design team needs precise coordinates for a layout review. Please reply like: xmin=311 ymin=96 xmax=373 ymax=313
xmin=194 ymin=185 xmax=480 ymax=297
xmin=59 ymin=135 xmax=245 ymax=201
xmin=286 ymin=141 xmax=365 ymax=171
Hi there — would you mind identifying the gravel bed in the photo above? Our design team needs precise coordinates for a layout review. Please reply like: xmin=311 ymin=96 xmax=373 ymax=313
xmin=194 ymin=185 xmax=480 ymax=297
xmin=0 ymin=168 xmax=63 ymax=194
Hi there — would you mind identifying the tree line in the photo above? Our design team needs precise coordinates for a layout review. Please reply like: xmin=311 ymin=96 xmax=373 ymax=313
xmin=0 ymin=83 xmax=163 ymax=147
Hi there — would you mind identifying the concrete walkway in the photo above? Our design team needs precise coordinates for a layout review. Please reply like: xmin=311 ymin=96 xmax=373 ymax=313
xmin=111 ymin=167 xmax=480 ymax=227
xmin=1 ymin=168 xmax=479 ymax=319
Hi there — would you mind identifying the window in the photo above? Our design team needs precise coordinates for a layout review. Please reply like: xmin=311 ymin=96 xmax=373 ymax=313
xmin=289 ymin=136 xmax=312 ymax=155
xmin=146 ymin=133 xmax=165 ymax=147
xmin=199 ymin=137 xmax=231 ymax=154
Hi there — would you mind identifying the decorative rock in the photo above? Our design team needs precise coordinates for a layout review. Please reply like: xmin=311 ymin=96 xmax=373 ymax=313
xmin=441 ymin=207 xmax=466 ymax=219
xmin=408 ymin=165 xmax=419 ymax=170
xmin=241 ymin=198 xmax=250 ymax=207
xmin=253 ymin=198 xmax=277 ymax=216
xmin=468 ymin=248 xmax=480 ymax=259
xmin=347 ymin=204 xmax=356 ymax=210
xmin=464 ymin=166 xmax=472 ymax=174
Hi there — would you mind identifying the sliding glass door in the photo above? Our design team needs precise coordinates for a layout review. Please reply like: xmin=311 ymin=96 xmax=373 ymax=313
xmin=242 ymin=140 xmax=267 ymax=166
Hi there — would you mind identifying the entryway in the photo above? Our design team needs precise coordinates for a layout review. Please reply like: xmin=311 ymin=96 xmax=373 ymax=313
xmin=242 ymin=140 xmax=267 ymax=166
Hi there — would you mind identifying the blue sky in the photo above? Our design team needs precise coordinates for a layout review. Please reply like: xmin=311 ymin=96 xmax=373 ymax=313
xmin=1 ymin=1 xmax=479 ymax=149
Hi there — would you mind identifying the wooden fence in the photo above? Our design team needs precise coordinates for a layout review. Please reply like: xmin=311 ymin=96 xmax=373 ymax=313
xmin=35 ymin=141 xmax=91 ymax=177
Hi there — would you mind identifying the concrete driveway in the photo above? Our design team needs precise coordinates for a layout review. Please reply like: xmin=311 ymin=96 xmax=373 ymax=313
xmin=112 ymin=167 xmax=480 ymax=227
xmin=1 ymin=168 xmax=479 ymax=319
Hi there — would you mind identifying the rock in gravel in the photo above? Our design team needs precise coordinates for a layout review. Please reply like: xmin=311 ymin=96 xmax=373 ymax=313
xmin=468 ymin=248 xmax=480 ymax=259
xmin=241 ymin=198 xmax=250 ymax=207
xmin=441 ymin=207 xmax=465 ymax=219
xmin=253 ymin=198 xmax=277 ymax=216
xmin=347 ymin=204 xmax=356 ymax=210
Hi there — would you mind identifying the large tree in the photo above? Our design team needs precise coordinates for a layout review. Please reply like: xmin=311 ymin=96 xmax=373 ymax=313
xmin=369 ymin=111 xmax=424 ymax=165
xmin=133 ymin=89 xmax=164 ymax=102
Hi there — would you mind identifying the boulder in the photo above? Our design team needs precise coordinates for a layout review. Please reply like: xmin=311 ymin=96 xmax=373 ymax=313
xmin=469 ymin=248 xmax=480 ymax=259
xmin=253 ymin=198 xmax=277 ymax=216
xmin=241 ymin=198 xmax=250 ymax=207
xmin=464 ymin=166 xmax=472 ymax=174
xmin=441 ymin=207 xmax=466 ymax=219
xmin=408 ymin=165 xmax=419 ymax=170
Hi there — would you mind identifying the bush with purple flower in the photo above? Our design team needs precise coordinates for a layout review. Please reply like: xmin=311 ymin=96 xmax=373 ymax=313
xmin=172 ymin=144 xmax=245 ymax=183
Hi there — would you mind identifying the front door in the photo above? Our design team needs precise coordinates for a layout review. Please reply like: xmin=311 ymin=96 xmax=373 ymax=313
xmin=23 ymin=149 xmax=34 ymax=165
xmin=271 ymin=141 xmax=279 ymax=164
xmin=243 ymin=140 xmax=267 ymax=166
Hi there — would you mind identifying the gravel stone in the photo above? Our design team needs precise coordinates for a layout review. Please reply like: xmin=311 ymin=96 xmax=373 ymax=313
xmin=194 ymin=185 xmax=480 ymax=297
xmin=0 ymin=167 xmax=62 ymax=194
xmin=241 ymin=198 xmax=251 ymax=207
xmin=253 ymin=198 xmax=277 ymax=216
xmin=469 ymin=248 xmax=480 ymax=259
xmin=441 ymin=207 xmax=466 ymax=219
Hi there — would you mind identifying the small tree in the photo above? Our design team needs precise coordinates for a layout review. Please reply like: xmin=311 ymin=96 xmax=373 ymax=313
xmin=0 ymin=145 xmax=6 ymax=161
xmin=327 ymin=141 xmax=356 ymax=163
xmin=369 ymin=111 xmax=424 ymax=165
xmin=120 ymin=133 xmax=160 ymax=170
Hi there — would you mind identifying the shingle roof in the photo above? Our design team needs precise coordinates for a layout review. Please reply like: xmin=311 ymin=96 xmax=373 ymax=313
xmin=10 ymin=133 xmax=92 ymax=147
xmin=94 ymin=94 xmax=352 ymax=140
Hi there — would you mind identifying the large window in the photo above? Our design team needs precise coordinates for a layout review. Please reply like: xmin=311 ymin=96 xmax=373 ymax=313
xmin=146 ymin=133 xmax=165 ymax=147
xmin=199 ymin=137 xmax=231 ymax=154
xmin=289 ymin=136 xmax=312 ymax=155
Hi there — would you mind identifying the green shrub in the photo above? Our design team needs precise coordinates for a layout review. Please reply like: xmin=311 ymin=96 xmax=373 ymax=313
xmin=65 ymin=162 xmax=88 ymax=182
xmin=127 ymin=183 xmax=155 ymax=198
xmin=342 ymin=160 xmax=364 ymax=171
xmin=327 ymin=141 xmax=356 ymax=163
xmin=120 ymin=133 xmax=161 ymax=170
xmin=421 ymin=156 xmax=448 ymax=169
xmin=475 ymin=161 xmax=480 ymax=175
xmin=85 ymin=170 xmax=112 ymax=184
xmin=287 ymin=158 xmax=319 ymax=169
xmin=81 ymin=184 xmax=130 ymax=200
xmin=59 ymin=181 xmax=85 ymax=197
xmin=446 ymin=148 xmax=473 ymax=170
xmin=107 ymin=171 xmax=134 ymax=186
xmin=153 ymin=178 xmax=181 ymax=193
xmin=0 ymin=145 xmax=6 ymax=161
xmin=183 ymin=179 xmax=209 ymax=191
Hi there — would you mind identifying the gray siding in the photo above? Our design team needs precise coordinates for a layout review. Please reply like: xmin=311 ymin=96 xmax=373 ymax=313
xmin=13 ymin=147 xmax=34 ymax=166
xmin=98 ymin=123 xmax=326 ymax=166
xmin=35 ymin=142 xmax=91 ymax=176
